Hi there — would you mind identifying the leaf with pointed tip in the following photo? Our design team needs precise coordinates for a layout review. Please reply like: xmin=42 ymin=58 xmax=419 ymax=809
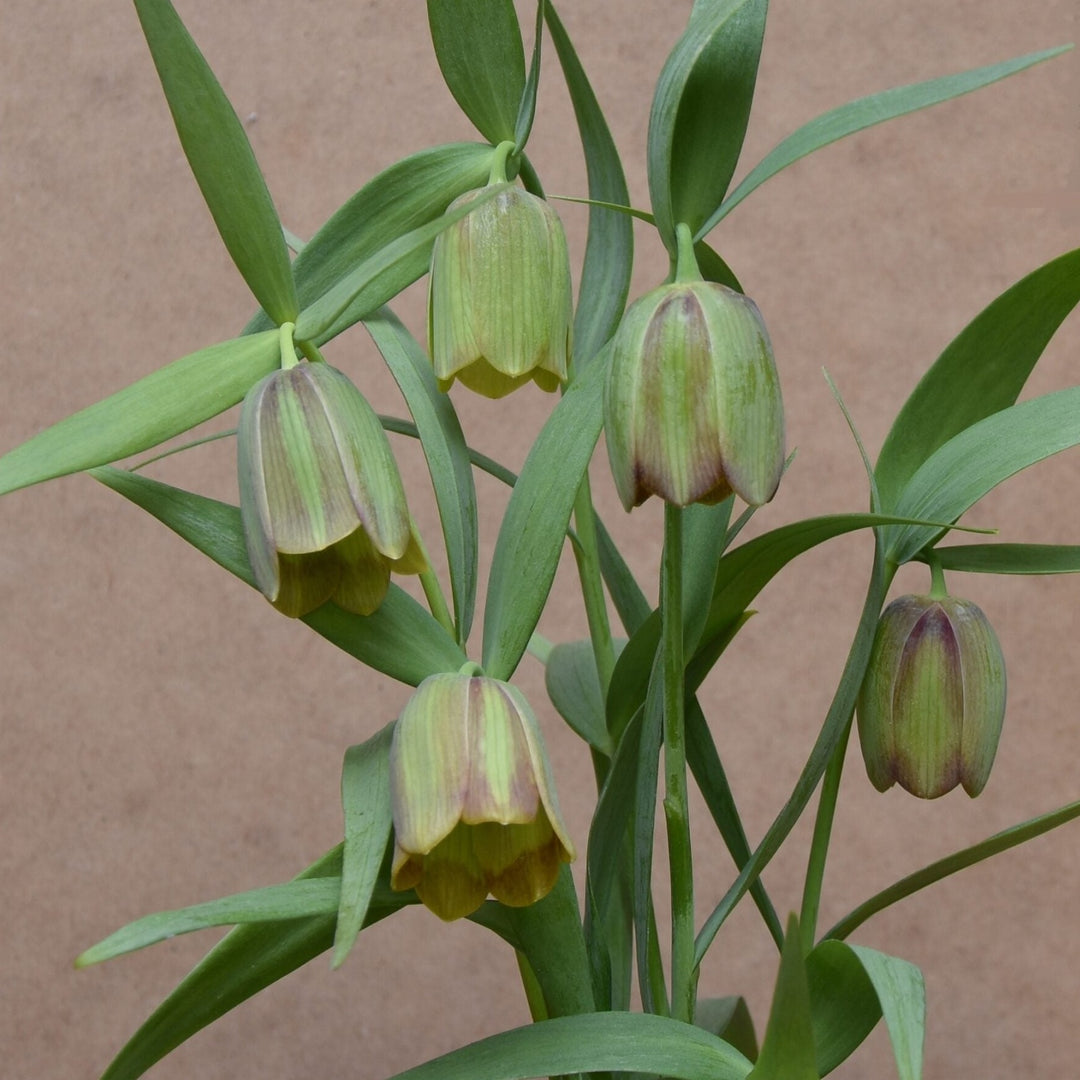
xmin=134 ymin=0 xmax=297 ymax=323
xmin=931 ymin=542 xmax=1080 ymax=575
xmin=697 ymin=996 xmax=758 ymax=1063
xmin=545 ymin=639 xmax=617 ymax=754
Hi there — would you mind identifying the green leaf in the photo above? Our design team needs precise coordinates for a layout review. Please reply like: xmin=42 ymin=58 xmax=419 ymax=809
xmin=90 ymin=467 xmax=467 ymax=685
xmin=876 ymin=247 xmax=1080 ymax=510
xmin=243 ymin=143 xmax=494 ymax=341
xmin=294 ymin=183 xmax=506 ymax=343
xmin=887 ymin=386 xmax=1080 ymax=564
xmin=682 ymin=499 xmax=734 ymax=654
xmin=748 ymin=915 xmax=818 ymax=1080
xmin=365 ymin=310 xmax=479 ymax=644
xmin=647 ymin=0 xmax=768 ymax=250
xmin=805 ymin=941 xmax=880 ymax=1076
xmin=697 ymin=996 xmax=759 ymax=1063
xmin=333 ymin=725 xmax=395 ymax=968
xmin=0 ymin=331 xmax=279 ymax=497
xmin=513 ymin=2 xmax=544 ymax=150
xmin=545 ymin=639 xmax=616 ymax=754
xmin=596 ymin=515 xmax=652 ymax=636
xmin=134 ymin=0 xmax=297 ymax=323
xmin=546 ymin=3 xmax=634 ymax=364
xmin=705 ymin=46 xmax=1072 ymax=231
xmin=931 ymin=542 xmax=1080 ymax=575
xmin=427 ymin=0 xmax=525 ymax=145
xmin=385 ymin=1012 xmax=753 ymax=1080
xmin=846 ymin=945 xmax=925 ymax=1080
xmin=482 ymin=345 xmax=609 ymax=680
xmin=825 ymin=797 xmax=1080 ymax=942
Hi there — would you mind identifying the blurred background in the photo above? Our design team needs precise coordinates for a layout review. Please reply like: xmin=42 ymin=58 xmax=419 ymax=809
xmin=1 ymin=1 xmax=1078 ymax=1076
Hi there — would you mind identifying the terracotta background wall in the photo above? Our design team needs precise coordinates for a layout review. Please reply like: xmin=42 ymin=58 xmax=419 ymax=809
xmin=2 ymin=2 xmax=1078 ymax=1077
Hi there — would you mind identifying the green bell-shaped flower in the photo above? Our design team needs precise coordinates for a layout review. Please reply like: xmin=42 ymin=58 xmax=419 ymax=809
xmin=237 ymin=360 xmax=425 ymax=618
xmin=428 ymin=183 xmax=572 ymax=398
xmin=389 ymin=672 xmax=576 ymax=921
xmin=604 ymin=256 xmax=785 ymax=510
xmin=856 ymin=593 xmax=1007 ymax=799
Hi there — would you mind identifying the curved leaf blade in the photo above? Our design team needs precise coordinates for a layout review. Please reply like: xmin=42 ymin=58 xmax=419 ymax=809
xmin=134 ymin=0 xmax=297 ymax=323
xmin=932 ymin=542 xmax=1080 ymax=575
xmin=545 ymin=639 xmax=616 ymax=753
xmin=513 ymin=1 xmax=545 ymax=150
xmin=0 ymin=331 xmax=279 ymax=497
xmin=427 ymin=0 xmax=525 ymax=145
xmin=805 ymin=941 xmax=879 ymax=1076
xmin=706 ymin=46 xmax=1071 ymax=231
xmin=847 ymin=945 xmax=925 ymax=1080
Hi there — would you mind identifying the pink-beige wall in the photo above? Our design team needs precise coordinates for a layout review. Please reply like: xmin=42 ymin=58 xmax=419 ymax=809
xmin=1 ymin=2 xmax=1078 ymax=1077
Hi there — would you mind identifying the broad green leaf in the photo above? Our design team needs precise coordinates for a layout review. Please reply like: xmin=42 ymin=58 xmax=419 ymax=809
xmin=932 ymin=542 xmax=1080 ymax=575
xmin=294 ymin=183 xmax=506 ymax=343
xmin=386 ymin=1012 xmax=753 ymax=1080
xmin=513 ymin=1 xmax=544 ymax=150
xmin=705 ymin=46 xmax=1072 ymax=231
xmin=887 ymin=386 xmax=1080 ymax=564
xmin=0 ymin=331 xmax=278 ymax=497
xmin=647 ymin=0 xmax=768 ymax=250
xmin=697 ymin=996 xmax=759 ymax=1063
xmin=427 ymin=0 xmax=525 ymax=145
xmin=90 ymin=467 xmax=467 ymax=685
xmin=134 ymin=0 xmax=297 ymax=323
xmin=333 ymin=725 xmax=394 ymax=968
xmin=482 ymin=345 xmax=609 ymax=680
xmin=748 ymin=915 xmax=818 ymax=1080
xmin=244 ymin=143 xmax=494 ymax=341
xmin=545 ymin=639 xmax=616 ymax=753
xmin=805 ymin=941 xmax=879 ymax=1075
xmin=366 ymin=310 xmax=478 ymax=644
xmin=825 ymin=797 xmax=1080 ymax=942
xmin=876 ymin=247 xmax=1080 ymax=510
xmin=546 ymin=3 xmax=634 ymax=363
xmin=847 ymin=944 xmax=925 ymax=1080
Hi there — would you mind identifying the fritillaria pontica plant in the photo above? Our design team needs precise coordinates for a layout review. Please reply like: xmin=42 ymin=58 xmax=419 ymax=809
xmin=1 ymin=1 xmax=1078 ymax=1078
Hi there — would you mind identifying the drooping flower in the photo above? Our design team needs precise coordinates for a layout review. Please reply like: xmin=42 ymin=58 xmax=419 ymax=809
xmin=389 ymin=672 xmax=575 ymax=921
xmin=237 ymin=360 xmax=425 ymax=618
xmin=856 ymin=593 xmax=1007 ymax=798
xmin=604 ymin=278 xmax=785 ymax=510
xmin=428 ymin=185 xmax=572 ymax=398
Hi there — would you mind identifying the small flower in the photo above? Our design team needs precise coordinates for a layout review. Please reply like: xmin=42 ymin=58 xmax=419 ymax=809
xmin=428 ymin=185 xmax=572 ymax=398
xmin=237 ymin=361 xmax=425 ymax=618
xmin=389 ymin=673 xmax=576 ymax=921
xmin=856 ymin=593 xmax=1007 ymax=799
xmin=605 ymin=280 xmax=785 ymax=510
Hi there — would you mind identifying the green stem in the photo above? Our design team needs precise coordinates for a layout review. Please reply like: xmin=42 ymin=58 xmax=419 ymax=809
xmin=296 ymin=337 xmax=327 ymax=365
xmin=488 ymin=140 xmax=516 ymax=185
xmin=278 ymin=321 xmax=299 ymax=369
xmin=928 ymin=551 xmax=948 ymax=598
xmin=673 ymin=223 xmax=702 ymax=284
xmin=661 ymin=503 xmax=695 ymax=1023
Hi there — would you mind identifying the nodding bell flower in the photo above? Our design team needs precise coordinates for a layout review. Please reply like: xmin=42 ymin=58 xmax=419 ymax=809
xmin=389 ymin=672 xmax=576 ymax=921
xmin=428 ymin=181 xmax=572 ymax=398
xmin=856 ymin=593 xmax=1007 ymax=799
xmin=604 ymin=226 xmax=784 ymax=510
xmin=237 ymin=360 xmax=426 ymax=619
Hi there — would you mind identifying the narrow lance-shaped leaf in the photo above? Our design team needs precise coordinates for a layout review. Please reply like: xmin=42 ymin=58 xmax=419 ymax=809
xmin=877 ymin=247 xmax=1080 ymax=510
xmin=930 ymin=542 xmax=1080 ymax=576
xmin=0 ymin=331 xmax=279 ymax=497
xmin=90 ymin=467 xmax=468 ymax=686
xmin=427 ymin=0 xmax=525 ymax=144
xmin=704 ymin=46 xmax=1072 ymax=231
xmin=647 ymin=0 xmax=768 ymax=251
xmin=546 ymin=3 xmax=634 ymax=364
xmin=134 ymin=0 xmax=297 ymax=323
xmin=514 ymin=1 xmax=545 ymax=150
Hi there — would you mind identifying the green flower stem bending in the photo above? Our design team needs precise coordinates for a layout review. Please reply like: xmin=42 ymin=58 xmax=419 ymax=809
xmin=662 ymin=503 xmax=695 ymax=1023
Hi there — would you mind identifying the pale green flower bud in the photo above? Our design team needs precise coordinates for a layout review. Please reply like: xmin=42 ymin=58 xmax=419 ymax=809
xmin=237 ymin=361 xmax=426 ymax=618
xmin=604 ymin=280 xmax=785 ymax=510
xmin=428 ymin=185 xmax=572 ymax=398
xmin=389 ymin=672 xmax=576 ymax=921
xmin=856 ymin=594 xmax=1007 ymax=799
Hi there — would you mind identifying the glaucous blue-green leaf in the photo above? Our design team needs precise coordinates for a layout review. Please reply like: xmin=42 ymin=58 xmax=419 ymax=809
xmin=482 ymin=344 xmax=609 ymax=680
xmin=366 ymin=310 xmax=478 ymax=644
xmin=0 ymin=331 xmax=279 ymax=497
xmin=427 ymin=0 xmax=525 ymax=145
xmin=876 ymin=247 xmax=1080 ymax=511
xmin=333 ymin=725 xmax=394 ymax=968
xmin=747 ymin=915 xmax=818 ymax=1080
xmin=596 ymin=515 xmax=652 ymax=635
xmin=294 ymin=183 xmax=506 ymax=343
xmin=546 ymin=3 xmax=634 ymax=364
xmin=805 ymin=941 xmax=879 ymax=1075
xmin=513 ymin=1 xmax=544 ymax=150
xmin=697 ymin=996 xmax=759 ymax=1063
xmin=545 ymin=639 xmax=616 ymax=754
xmin=704 ymin=46 xmax=1071 ymax=231
xmin=244 ymin=143 xmax=494 ymax=341
xmin=887 ymin=386 xmax=1080 ymax=564
xmin=90 ymin=467 xmax=467 ymax=685
xmin=930 ymin=543 xmax=1080 ymax=576
xmin=682 ymin=498 xmax=734 ymax=654
xmin=386 ymin=1012 xmax=753 ymax=1080
xmin=647 ymin=0 xmax=768 ymax=251
xmin=134 ymin=0 xmax=297 ymax=324
xmin=847 ymin=944 xmax=925 ymax=1080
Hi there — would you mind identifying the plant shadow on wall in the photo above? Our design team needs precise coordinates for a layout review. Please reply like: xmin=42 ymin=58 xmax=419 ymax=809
xmin=2 ymin=1 xmax=1079 ymax=1078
